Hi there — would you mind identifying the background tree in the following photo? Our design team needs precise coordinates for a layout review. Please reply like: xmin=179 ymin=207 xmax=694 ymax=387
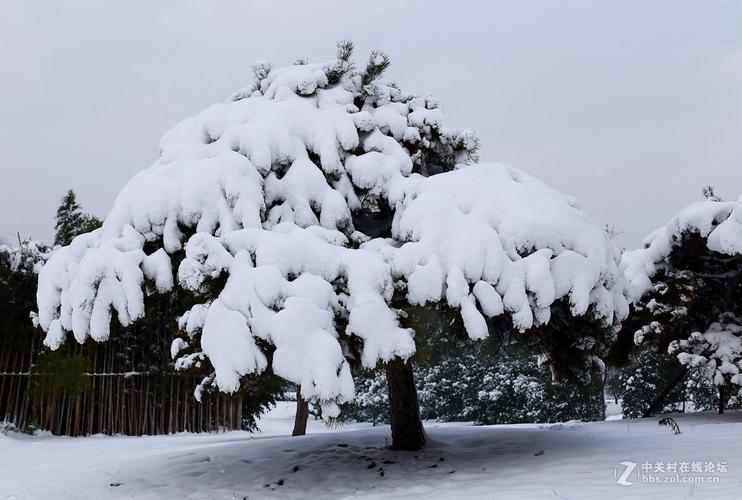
xmin=0 ymin=238 xmax=49 ymax=430
xmin=618 ymin=190 xmax=742 ymax=415
xmin=53 ymin=190 xmax=102 ymax=246
xmin=618 ymin=347 xmax=686 ymax=418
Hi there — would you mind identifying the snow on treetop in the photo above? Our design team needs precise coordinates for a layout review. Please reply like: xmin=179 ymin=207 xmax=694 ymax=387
xmin=389 ymin=163 xmax=629 ymax=333
xmin=36 ymin=46 xmax=627 ymax=411
xmin=622 ymin=195 xmax=742 ymax=301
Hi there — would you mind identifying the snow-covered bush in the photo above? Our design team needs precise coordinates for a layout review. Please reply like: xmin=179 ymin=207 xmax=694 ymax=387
xmin=340 ymin=369 xmax=389 ymax=425
xmin=346 ymin=343 xmax=605 ymax=425
xmin=668 ymin=314 xmax=742 ymax=410
xmin=418 ymin=354 xmax=483 ymax=422
xmin=472 ymin=356 xmax=605 ymax=424
xmin=36 ymin=42 xmax=629 ymax=448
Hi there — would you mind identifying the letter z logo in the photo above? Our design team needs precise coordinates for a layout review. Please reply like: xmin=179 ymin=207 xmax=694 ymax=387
xmin=616 ymin=461 xmax=637 ymax=486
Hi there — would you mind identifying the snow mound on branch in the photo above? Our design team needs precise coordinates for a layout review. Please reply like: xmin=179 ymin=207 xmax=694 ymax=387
xmin=389 ymin=163 xmax=629 ymax=332
xmin=622 ymin=196 xmax=742 ymax=300
xmin=36 ymin=227 xmax=175 ymax=349
xmin=103 ymin=153 xmax=265 ymax=252
xmin=175 ymin=226 xmax=413 ymax=407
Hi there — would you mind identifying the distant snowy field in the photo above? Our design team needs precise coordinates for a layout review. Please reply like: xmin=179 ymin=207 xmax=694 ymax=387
xmin=3 ymin=403 xmax=741 ymax=499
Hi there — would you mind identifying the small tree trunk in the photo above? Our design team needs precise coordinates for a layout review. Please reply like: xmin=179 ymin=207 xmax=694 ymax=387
xmin=643 ymin=366 xmax=688 ymax=418
xmin=718 ymin=386 xmax=725 ymax=415
xmin=385 ymin=358 xmax=425 ymax=451
xmin=292 ymin=385 xmax=308 ymax=437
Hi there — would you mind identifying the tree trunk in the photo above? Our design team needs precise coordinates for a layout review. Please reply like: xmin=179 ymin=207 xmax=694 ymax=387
xmin=292 ymin=385 xmax=309 ymax=437
xmin=385 ymin=358 xmax=425 ymax=451
xmin=642 ymin=366 xmax=688 ymax=418
xmin=718 ymin=386 xmax=725 ymax=415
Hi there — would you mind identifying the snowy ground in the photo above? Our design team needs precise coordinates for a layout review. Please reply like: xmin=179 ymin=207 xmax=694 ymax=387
xmin=2 ymin=403 xmax=742 ymax=499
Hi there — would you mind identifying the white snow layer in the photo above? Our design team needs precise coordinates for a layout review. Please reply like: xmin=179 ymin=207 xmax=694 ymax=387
xmin=390 ymin=163 xmax=628 ymax=332
xmin=622 ymin=196 xmax=742 ymax=301
xmin=36 ymin=58 xmax=627 ymax=409
xmin=4 ymin=408 xmax=742 ymax=500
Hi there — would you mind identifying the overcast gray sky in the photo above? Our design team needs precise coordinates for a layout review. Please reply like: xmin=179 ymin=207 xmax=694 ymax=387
xmin=1 ymin=0 xmax=740 ymax=248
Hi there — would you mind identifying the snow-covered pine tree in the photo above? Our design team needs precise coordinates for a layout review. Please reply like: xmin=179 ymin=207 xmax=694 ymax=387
xmin=53 ymin=190 xmax=102 ymax=246
xmin=0 ymin=238 xmax=49 ymax=430
xmin=36 ymin=42 xmax=628 ymax=450
xmin=620 ymin=191 xmax=742 ymax=415
xmin=616 ymin=344 xmax=724 ymax=418
xmin=2 ymin=239 xmax=48 ymax=339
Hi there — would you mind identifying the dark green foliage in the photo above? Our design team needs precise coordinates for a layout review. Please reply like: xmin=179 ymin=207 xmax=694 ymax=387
xmin=343 ymin=340 xmax=606 ymax=425
xmin=418 ymin=342 xmax=605 ymax=424
xmin=53 ymin=190 xmax=102 ymax=246
xmin=684 ymin=369 xmax=728 ymax=411
xmin=342 ymin=298 xmax=611 ymax=426
xmin=619 ymin=348 xmax=687 ymax=418
xmin=30 ymin=350 xmax=90 ymax=397
xmin=0 ymin=240 xmax=46 ymax=351
xmin=604 ymin=367 xmax=623 ymax=403
xmin=460 ymin=353 xmax=605 ymax=424
xmin=617 ymin=344 xmax=732 ymax=418
xmin=396 ymin=299 xmax=615 ymax=388
xmin=326 ymin=40 xmax=355 ymax=84
xmin=240 ymin=372 xmax=285 ymax=431
xmin=361 ymin=50 xmax=391 ymax=88
xmin=340 ymin=369 xmax=388 ymax=425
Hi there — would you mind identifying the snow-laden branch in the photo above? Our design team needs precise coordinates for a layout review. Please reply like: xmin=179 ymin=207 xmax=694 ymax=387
xmin=622 ymin=196 xmax=742 ymax=301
